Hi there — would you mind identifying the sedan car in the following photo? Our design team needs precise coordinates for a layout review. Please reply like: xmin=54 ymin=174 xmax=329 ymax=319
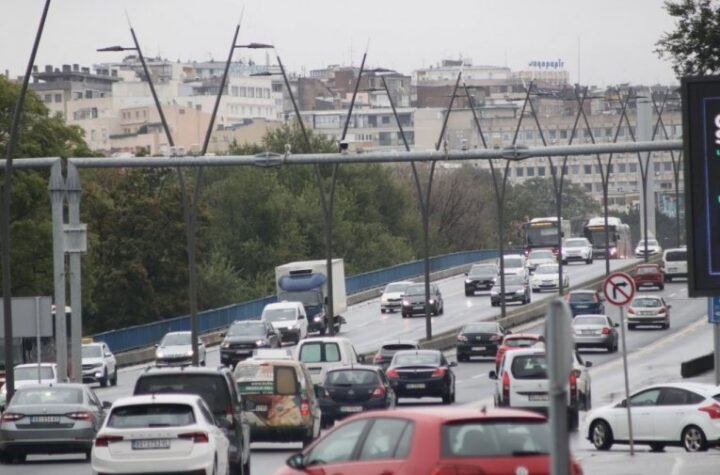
xmin=385 ymin=350 xmax=456 ymax=404
xmin=531 ymin=263 xmax=570 ymax=292
xmin=464 ymin=263 xmax=498 ymax=296
xmin=566 ymin=289 xmax=605 ymax=317
xmin=562 ymin=237 xmax=594 ymax=265
xmin=92 ymin=394 xmax=229 ymax=475
xmin=635 ymin=238 xmax=662 ymax=258
xmin=632 ymin=263 xmax=664 ymax=291
xmin=400 ymin=283 xmax=444 ymax=318
xmin=627 ymin=295 xmax=671 ymax=330
xmin=495 ymin=333 xmax=544 ymax=371
xmin=573 ymin=314 xmax=619 ymax=352
xmin=585 ymin=382 xmax=720 ymax=452
xmin=380 ymin=281 xmax=414 ymax=313
xmin=526 ymin=249 xmax=557 ymax=273
xmin=155 ymin=331 xmax=206 ymax=367
xmin=220 ymin=320 xmax=281 ymax=368
xmin=371 ymin=340 xmax=420 ymax=370
xmin=456 ymin=322 xmax=509 ymax=361
xmin=0 ymin=383 xmax=108 ymax=463
xmin=318 ymin=366 xmax=396 ymax=428
xmin=490 ymin=274 xmax=531 ymax=306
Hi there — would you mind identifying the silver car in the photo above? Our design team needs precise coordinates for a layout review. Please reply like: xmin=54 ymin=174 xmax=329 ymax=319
xmin=573 ymin=314 xmax=619 ymax=353
xmin=0 ymin=383 xmax=109 ymax=463
xmin=155 ymin=331 xmax=207 ymax=367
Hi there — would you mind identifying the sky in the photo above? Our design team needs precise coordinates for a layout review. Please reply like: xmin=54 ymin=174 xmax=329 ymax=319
xmin=1 ymin=0 xmax=679 ymax=87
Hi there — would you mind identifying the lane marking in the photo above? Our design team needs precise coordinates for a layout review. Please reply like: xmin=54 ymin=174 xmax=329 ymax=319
xmin=670 ymin=456 xmax=685 ymax=475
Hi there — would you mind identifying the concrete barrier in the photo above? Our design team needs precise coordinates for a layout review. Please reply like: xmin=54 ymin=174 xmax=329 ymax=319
xmin=681 ymin=352 xmax=714 ymax=378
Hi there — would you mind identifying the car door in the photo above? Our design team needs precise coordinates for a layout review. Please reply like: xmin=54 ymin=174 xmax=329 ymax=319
xmin=612 ymin=388 xmax=661 ymax=441
xmin=655 ymin=387 xmax=705 ymax=442
xmin=225 ymin=372 xmax=250 ymax=466
xmin=301 ymin=419 xmax=371 ymax=475
xmin=101 ymin=343 xmax=116 ymax=375
xmin=340 ymin=418 xmax=413 ymax=475
xmin=86 ymin=388 xmax=106 ymax=431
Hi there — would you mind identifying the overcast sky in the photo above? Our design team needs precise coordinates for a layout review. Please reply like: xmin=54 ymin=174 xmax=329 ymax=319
xmin=1 ymin=0 xmax=679 ymax=87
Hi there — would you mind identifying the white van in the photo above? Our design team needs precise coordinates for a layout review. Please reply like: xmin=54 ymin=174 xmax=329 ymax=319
xmin=500 ymin=254 xmax=528 ymax=278
xmin=294 ymin=337 xmax=362 ymax=384
xmin=662 ymin=247 xmax=687 ymax=282
xmin=261 ymin=301 xmax=308 ymax=344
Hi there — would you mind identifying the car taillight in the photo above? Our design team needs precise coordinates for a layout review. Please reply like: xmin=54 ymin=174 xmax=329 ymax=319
xmin=179 ymin=431 xmax=209 ymax=443
xmin=432 ymin=368 xmax=446 ymax=377
xmin=569 ymin=371 xmax=578 ymax=400
xmin=95 ymin=434 xmax=123 ymax=447
xmin=0 ymin=412 xmax=24 ymax=422
xmin=386 ymin=369 xmax=399 ymax=378
xmin=373 ymin=353 xmax=383 ymax=362
xmin=627 ymin=307 xmax=635 ymax=315
xmin=371 ymin=386 xmax=386 ymax=398
xmin=300 ymin=400 xmax=310 ymax=417
xmin=502 ymin=371 xmax=510 ymax=404
xmin=66 ymin=411 xmax=93 ymax=421
xmin=226 ymin=403 xmax=234 ymax=417
xmin=430 ymin=464 xmax=486 ymax=475
xmin=457 ymin=335 xmax=468 ymax=342
xmin=699 ymin=402 xmax=720 ymax=419
xmin=601 ymin=327 xmax=610 ymax=335
xmin=658 ymin=308 xmax=666 ymax=315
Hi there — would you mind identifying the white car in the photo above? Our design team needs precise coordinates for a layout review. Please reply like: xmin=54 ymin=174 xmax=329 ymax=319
xmin=526 ymin=249 xmax=557 ymax=273
xmin=155 ymin=331 xmax=206 ymax=367
xmin=562 ymin=237 xmax=594 ymax=265
xmin=261 ymin=301 xmax=308 ymax=344
xmin=92 ymin=394 xmax=229 ymax=475
xmin=82 ymin=342 xmax=117 ymax=387
xmin=0 ymin=363 xmax=60 ymax=410
xmin=380 ymin=280 xmax=414 ymax=313
xmin=584 ymin=382 xmax=720 ymax=452
xmin=635 ymin=238 xmax=662 ymax=258
xmin=530 ymin=263 xmax=569 ymax=292
xmin=501 ymin=254 xmax=528 ymax=278
xmin=663 ymin=247 xmax=687 ymax=282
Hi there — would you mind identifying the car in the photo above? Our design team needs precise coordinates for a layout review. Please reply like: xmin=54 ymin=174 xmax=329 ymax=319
xmin=635 ymin=238 xmax=662 ymax=258
xmin=530 ymin=263 xmax=570 ymax=292
xmin=275 ymin=407 xmax=584 ymax=475
xmin=627 ymin=295 xmax=671 ymax=330
xmin=490 ymin=273 xmax=531 ymax=306
xmin=500 ymin=254 xmax=528 ymax=278
xmin=663 ymin=247 xmax=687 ymax=282
xmin=318 ymin=365 xmax=396 ymax=428
xmin=81 ymin=341 xmax=117 ymax=387
xmin=566 ymin=289 xmax=605 ymax=317
xmin=295 ymin=337 xmax=364 ymax=385
xmin=572 ymin=314 xmax=619 ymax=353
xmin=133 ymin=366 xmax=251 ymax=475
xmin=456 ymin=322 xmax=509 ymax=362
xmin=386 ymin=349 xmax=456 ymax=404
xmin=234 ymin=352 xmax=322 ymax=446
xmin=632 ymin=263 xmax=664 ymax=290
xmin=92 ymin=394 xmax=229 ymax=475
xmin=400 ymin=283 xmax=444 ymax=318
xmin=0 ymin=363 xmax=60 ymax=412
xmin=562 ymin=237 xmax=594 ymax=265
xmin=464 ymin=263 xmax=498 ymax=296
xmin=220 ymin=319 xmax=281 ymax=368
xmin=584 ymin=382 xmax=720 ymax=452
xmin=261 ymin=301 xmax=308 ymax=344
xmin=380 ymin=281 xmax=414 ymax=313
xmin=526 ymin=249 xmax=557 ymax=273
xmin=371 ymin=340 xmax=420 ymax=370
xmin=495 ymin=333 xmax=544 ymax=371
xmin=154 ymin=331 xmax=206 ymax=367
xmin=0 ymin=383 xmax=109 ymax=463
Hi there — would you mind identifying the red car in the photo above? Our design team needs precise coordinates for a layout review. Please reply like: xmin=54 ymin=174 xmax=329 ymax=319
xmin=632 ymin=263 xmax=664 ymax=291
xmin=495 ymin=333 xmax=543 ymax=369
xmin=275 ymin=407 xmax=584 ymax=475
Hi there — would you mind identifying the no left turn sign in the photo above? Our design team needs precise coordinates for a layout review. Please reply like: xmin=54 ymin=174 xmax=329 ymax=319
xmin=603 ymin=272 xmax=636 ymax=306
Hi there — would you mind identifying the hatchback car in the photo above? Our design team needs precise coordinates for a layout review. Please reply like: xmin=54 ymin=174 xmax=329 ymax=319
xmin=154 ymin=331 xmax=206 ymax=367
xmin=526 ymin=249 xmax=557 ymax=273
xmin=400 ymin=283 xmax=444 ymax=318
xmin=220 ymin=319 xmax=281 ymax=368
xmin=572 ymin=314 xmax=619 ymax=353
xmin=495 ymin=334 xmax=544 ymax=371
xmin=380 ymin=281 xmax=414 ymax=313
xmin=386 ymin=350 xmax=456 ymax=404
xmin=456 ymin=322 xmax=509 ymax=361
xmin=371 ymin=340 xmax=420 ymax=370
xmin=464 ymin=263 xmax=498 ymax=296
xmin=566 ymin=289 xmax=605 ymax=317
xmin=490 ymin=273 xmax=531 ymax=306
xmin=531 ymin=263 xmax=570 ymax=292
xmin=585 ymin=382 xmax=720 ymax=452
xmin=635 ymin=238 xmax=662 ymax=258
xmin=632 ymin=263 xmax=664 ymax=291
xmin=627 ymin=295 xmax=671 ymax=330
xmin=663 ymin=247 xmax=687 ymax=282
xmin=275 ymin=408 xmax=584 ymax=475
xmin=562 ymin=237 xmax=594 ymax=265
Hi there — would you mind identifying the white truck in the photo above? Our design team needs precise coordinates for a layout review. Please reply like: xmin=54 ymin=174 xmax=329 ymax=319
xmin=275 ymin=259 xmax=347 ymax=335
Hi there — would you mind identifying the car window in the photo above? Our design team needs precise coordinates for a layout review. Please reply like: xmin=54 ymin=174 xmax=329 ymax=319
xmin=573 ymin=316 xmax=608 ymax=326
xmin=82 ymin=345 xmax=103 ymax=358
xmin=463 ymin=323 xmax=498 ymax=333
xmin=263 ymin=308 xmax=297 ymax=322
xmin=569 ymin=292 xmax=595 ymax=303
xmin=665 ymin=250 xmax=686 ymax=261
xmin=504 ymin=257 xmax=523 ymax=268
xmin=504 ymin=337 xmax=538 ymax=348
xmin=442 ymin=421 xmax=550 ymax=457
xmin=629 ymin=389 xmax=661 ymax=407
xmin=631 ymin=298 xmax=663 ymax=308
xmin=235 ymin=364 xmax=299 ymax=396
xmin=299 ymin=342 xmax=341 ymax=363
xmin=504 ymin=275 xmax=525 ymax=285
xmin=659 ymin=388 xmax=705 ymax=406
xmin=198 ymin=400 xmax=216 ymax=425
xmin=510 ymin=355 xmax=548 ymax=379
xmin=134 ymin=374 xmax=231 ymax=415
xmin=565 ymin=239 xmax=588 ymax=247
xmin=384 ymin=282 xmax=411 ymax=293
xmin=12 ymin=387 xmax=83 ymax=405
xmin=535 ymin=265 xmax=559 ymax=274
xmin=305 ymin=419 xmax=369 ymax=465
xmin=529 ymin=251 xmax=554 ymax=260
xmin=359 ymin=419 xmax=414 ymax=460
xmin=14 ymin=366 xmax=54 ymax=381
xmin=326 ymin=370 xmax=379 ymax=386
xmin=160 ymin=333 xmax=190 ymax=346
xmin=636 ymin=266 xmax=659 ymax=275
xmin=392 ymin=352 xmax=440 ymax=366
xmin=227 ymin=322 xmax=266 ymax=337
xmin=381 ymin=344 xmax=417 ymax=352
xmin=107 ymin=403 xmax=195 ymax=428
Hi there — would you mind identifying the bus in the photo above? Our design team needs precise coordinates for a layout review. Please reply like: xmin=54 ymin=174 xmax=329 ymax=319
xmin=582 ymin=216 xmax=632 ymax=259
xmin=520 ymin=217 xmax=572 ymax=255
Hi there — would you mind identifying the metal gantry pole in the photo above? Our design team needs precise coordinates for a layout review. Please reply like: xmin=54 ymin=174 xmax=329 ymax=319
xmin=619 ymin=304 xmax=635 ymax=455
xmin=66 ymin=164 xmax=83 ymax=382
xmin=49 ymin=161 xmax=67 ymax=381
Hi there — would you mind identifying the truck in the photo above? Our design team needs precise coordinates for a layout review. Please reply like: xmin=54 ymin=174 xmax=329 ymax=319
xmin=275 ymin=259 xmax=347 ymax=335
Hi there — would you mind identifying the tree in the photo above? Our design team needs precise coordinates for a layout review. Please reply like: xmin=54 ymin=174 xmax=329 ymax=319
xmin=656 ymin=0 xmax=720 ymax=77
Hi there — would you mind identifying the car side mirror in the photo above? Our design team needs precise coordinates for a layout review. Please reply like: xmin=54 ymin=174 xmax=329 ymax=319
xmin=287 ymin=453 xmax=307 ymax=469
xmin=488 ymin=370 xmax=498 ymax=380
xmin=357 ymin=355 xmax=366 ymax=364
xmin=585 ymin=361 xmax=593 ymax=368
xmin=102 ymin=401 xmax=112 ymax=409
xmin=313 ymin=384 xmax=326 ymax=399
xmin=464 ymin=272 xmax=468 ymax=276
xmin=449 ymin=361 xmax=458 ymax=367
xmin=216 ymin=416 xmax=232 ymax=429
xmin=614 ymin=323 xmax=620 ymax=327
xmin=298 ymin=314 xmax=306 ymax=320
xmin=667 ymin=305 xmax=672 ymax=309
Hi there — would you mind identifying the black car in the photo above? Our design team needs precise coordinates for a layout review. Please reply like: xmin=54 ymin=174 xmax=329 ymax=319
xmin=318 ymin=365 xmax=396 ymax=428
xmin=401 ymin=283 xmax=444 ymax=318
xmin=133 ymin=366 xmax=251 ymax=475
xmin=385 ymin=349 xmax=456 ymax=404
xmin=371 ymin=340 xmax=420 ymax=370
xmin=567 ymin=289 xmax=605 ymax=317
xmin=490 ymin=274 xmax=531 ymax=306
xmin=456 ymin=322 xmax=509 ymax=361
xmin=464 ymin=264 xmax=499 ymax=296
xmin=220 ymin=319 xmax=281 ymax=368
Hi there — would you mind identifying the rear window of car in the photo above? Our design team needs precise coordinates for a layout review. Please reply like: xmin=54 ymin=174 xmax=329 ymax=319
xmin=382 ymin=344 xmax=417 ymax=352
xmin=665 ymin=250 xmax=686 ymax=261
xmin=632 ymin=298 xmax=663 ymax=308
xmin=107 ymin=403 xmax=196 ymax=428
xmin=12 ymin=387 xmax=83 ymax=405
xmin=442 ymin=421 xmax=550 ymax=457
xmin=569 ymin=292 xmax=595 ymax=303
xmin=636 ymin=266 xmax=659 ymax=275
xmin=134 ymin=374 xmax=230 ymax=415
xmin=504 ymin=257 xmax=523 ymax=268
xmin=234 ymin=363 xmax=299 ymax=396
xmin=392 ymin=352 xmax=440 ymax=366
xmin=510 ymin=355 xmax=548 ymax=379
xmin=504 ymin=337 xmax=538 ymax=348
xmin=463 ymin=323 xmax=498 ymax=333
xmin=299 ymin=342 xmax=341 ymax=363
xmin=326 ymin=370 xmax=379 ymax=386
xmin=15 ymin=366 xmax=54 ymax=381
xmin=574 ymin=316 xmax=607 ymax=326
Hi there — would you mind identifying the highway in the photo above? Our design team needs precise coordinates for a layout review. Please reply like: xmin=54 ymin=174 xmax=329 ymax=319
xmin=3 ymin=259 xmax=717 ymax=475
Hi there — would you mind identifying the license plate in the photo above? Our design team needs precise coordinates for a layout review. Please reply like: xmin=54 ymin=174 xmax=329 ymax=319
xmin=132 ymin=439 xmax=171 ymax=450
xmin=406 ymin=383 xmax=426 ymax=389
xmin=472 ymin=346 xmax=486 ymax=351
xmin=414 ymin=305 xmax=424 ymax=310
xmin=235 ymin=350 xmax=250 ymax=354
xmin=528 ymin=394 xmax=548 ymax=401
xmin=340 ymin=406 xmax=363 ymax=413
xmin=252 ymin=404 xmax=268 ymax=412
xmin=581 ymin=330 xmax=595 ymax=335
xmin=31 ymin=415 xmax=60 ymax=424
xmin=575 ymin=305 xmax=589 ymax=309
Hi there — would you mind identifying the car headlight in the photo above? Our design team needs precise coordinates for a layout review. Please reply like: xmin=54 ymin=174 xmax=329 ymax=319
xmin=185 ymin=349 xmax=194 ymax=356
xmin=381 ymin=297 xmax=388 ymax=304
xmin=402 ymin=300 xmax=410 ymax=306
xmin=515 ymin=289 xmax=525 ymax=294
xmin=428 ymin=299 xmax=435 ymax=305
xmin=255 ymin=339 xmax=269 ymax=346
xmin=221 ymin=341 xmax=230 ymax=349
xmin=465 ymin=279 xmax=473 ymax=284
xmin=457 ymin=335 xmax=468 ymax=342
xmin=313 ymin=315 xmax=324 ymax=322
xmin=156 ymin=351 xmax=165 ymax=358
xmin=491 ymin=290 xmax=498 ymax=296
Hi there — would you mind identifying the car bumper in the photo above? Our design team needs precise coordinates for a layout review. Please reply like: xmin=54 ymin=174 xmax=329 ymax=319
xmin=401 ymin=305 xmax=431 ymax=315
xmin=570 ymin=306 xmax=602 ymax=316
xmin=628 ymin=316 xmax=668 ymax=325
xmin=92 ymin=445 xmax=214 ymax=475
xmin=465 ymin=282 xmax=493 ymax=292
xmin=635 ymin=280 xmax=662 ymax=288
xmin=491 ymin=294 xmax=526 ymax=303
xmin=457 ymin=343 xmax=498 ymax=356
xmin=381 ymin=301 xmax=402 ymax=311
xmin=574 ymin=335 xmax=614 ymax=347
xmin=82 ymin=368 xmax=106 ymax=383
xmin=0 ymin=427 xmax=96 ymax=454
xmin=563 ymin=255 xmax=589 ymax=262
xmin=278 ymin=328 xmax=301 ymax=342
xmin=532 ymin=282 xmax=560 ymax=290
xmin=220 ymin=349 xmax=254 ymax=366
xmin=391 ymin=378 xmax=446 ymax=398
xmin=320 ymin=399 xmax=388 ymax=422
xmin=249 ymin=425 xmax=313 ymax=443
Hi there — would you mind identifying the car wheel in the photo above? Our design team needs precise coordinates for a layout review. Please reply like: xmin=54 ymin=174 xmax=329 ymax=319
xmin=562 ymin=260 xmax=568 ymax=265
xmin=401 ymin=312 xmax=408 ymax=318
xmin=682 ymin=425 xmax=709 ymax=452
xmin=532 ymin=288 xmax=539 ymax=293
xmin=381 ymin=308 xmax=386 ymax=314
xmin=457 ymin=354 xmax=466 ymax=362
xmin=319 ymin=326 xmax=326 ymax=336
xmin=659 ymin=284 xmax=665 ymax=290
xmin=111 ymin=368 xmax=118 ymax=386
xmin=590 ymin=420 xmax=613 ymax=451
xmin=451 ymin=384 xmax=456 ymax=403
xmin=586 ymin=258 xmax=592 ymax=264
xmin=442 ymin=386 xmax=452 ymax=404
xmin=649 ymin=443 xmax=665 ymax=452
xmin=465 ymin=290 xmax=473 ymax=297
xmin=302 ymin=432 xmax=315 ymax=449
xmin=229 ymin=458 xmax=243 ymax=475
xmin=0 ymin=451 xmax=9 ymax=464
xmin=439 ymin=304 xmax=444 ymax=315
xmin=606 ymin=341 xmax=614 ymax=353
xmin=665 ymin=275 xmax=672 ymax=282
xmin=100 ymin=369 xmax=108 ymax=388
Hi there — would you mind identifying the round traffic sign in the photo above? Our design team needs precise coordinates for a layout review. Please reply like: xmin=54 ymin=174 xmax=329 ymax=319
xmin=603 ymin=272 xmax=636 ymax=306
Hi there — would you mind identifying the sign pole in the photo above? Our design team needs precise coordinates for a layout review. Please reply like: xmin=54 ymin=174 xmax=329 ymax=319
xmin=619 ymin=304 xmax=634 ymax=456
xmin=35 ymin=297 xmax=41 ymax=383
xmin=714 ymin=323 xmax=720 ymax=386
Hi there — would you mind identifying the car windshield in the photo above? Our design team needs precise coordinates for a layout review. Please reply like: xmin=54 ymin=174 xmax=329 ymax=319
xmin=381 ymin=343 xmax=417 ymax=352
xmin=569 ymin=292 xmax=595 ymax=303
xmin=134 ymin=374 xmax=230 ymax=415
xmin=442 ymin=420 xmax=550 ymax=456
xmin=504 ymin=337 xmax=538 ymax=348
xmin=529 ymin=251 xmax=554 ymax=260
xmin=82 ymin=345 xmax=103 ymax=358
xmin=511 ymin=355 xmax=548 ymax=379
xmin=108 ymin=404 xmax=196 ymax=428
xmin=384 ymin=282 xmax=411 ymax=293
xmin=404 ymin=284 xmax=425 ymax=296
xmin=632 ymin=298 xmax=663 ymax=308
xmin=463 ymin=323 xmax=498 ymax=333
xmin=13 ymin=387 xmax=83 ymax=405
xmin=15 ymin=366 xmax=54 ymax=381
xmin=503 ymin=275 xmax=525 ymax=285
xmin=469 ymin=265 xmax=496 ymax=276
xmin=636 ymin=266 xmax=659 ymax=275
xmin=535 ymin=265 xmax=558 ymax=275
xmin=392 ymin=352 xmax=440 ymax=366
xmin=574 ymin=316 xmax=607 ymax=326
xmin=227 ymin=322 xmax=265 ymax=336
xmin=299 ymin=342 xmax=341 ymax=363
xmin=565 ymin=239 xmax=587 ymax=248
xmin=326 ymin=370 xmax=379 ymax=386
xmin=504 ymin=257 xmax=523 ymax=268
xmin=263 ymin=308 xmax=297 ymax=322
xmin=161 ymin=333 xmax=190 ymax=346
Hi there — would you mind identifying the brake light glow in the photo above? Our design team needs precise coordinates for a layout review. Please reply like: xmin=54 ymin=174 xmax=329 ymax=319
xmin=601 ymin=327 xmax=610 ymax=335
xmin=0 ymin=413 xmax=24 ymax=422
xmin=432 ymin=367 xmax=446 ymax=377
xmin=699 ymin=402 xmax=720 ymax=419
xmin=66 ymin=411 xmax=93 ymax=421
xmin=569 ymin=371 xmax=578 ymax=400
xmin=371 ymin=386 xmax=386 ymax=398
xmin=179 ymin=431 xmax=209 ymax=443
xmin=373 ymin=353 xmax=383 ymax=362
xmin=226 ymin=403 xmax=233 ymax=417
xmin=627 ymin=307 xmax=635 ymax=315
xmin=386 ymin=369 xmax=399 ymax=378
xmin=95 ymin=434 xmax=123 ymax=447
xmin=430 ymin=464 xmax=486 ymax=475
xmin=300 ymin=400 xmax=310 ymax=417
xmin=502 ymin=371 xmax=510 ymax=404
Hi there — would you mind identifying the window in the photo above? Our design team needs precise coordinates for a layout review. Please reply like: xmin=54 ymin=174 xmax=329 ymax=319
xmin=629 ymin=163 xmax=637 ymax=173
xmin=584 ymin=165 xmax=592 ymax=174
xmin=511 ymin=355 xmax=547 ymax=379
xmin=537 ymin=167 xmax=546 ymax=176
xmin=305 ymin=420 xmax=368 ymax=465
xmin=44 ymin=94 xmax=51 ymax=102
xmin=516 ymin=167 xmax=524 ymax=177
xmin=654 ymin=162 xmax=661 ymax=172
xmin=571 ymin=165 xmax=579 ymax=175
xmin=664 ymin=161 xmax=673 ymax=171
xmin=359 ymin=419 xmax=414 ymax=460
xmin=628 ymin=389 xmax=661 ymax=407
xmin=275 ymin=366 xmax=298 ymax=395
xmin=54 ymin=94 xmax=62 ymax=102
xmin=256 ymin=87 xmax=263 ymax=98
xmin=526 ymin=167 xmax=535 ymax=177
xmin=108 ymin=404 xmax=196 ymax=428
xmin=134 ymin=374 xmax=231 ymax=416
xmin=659 ymin=388 xmax=704 ymax=406
xmin=584 ymin=183 xmax=592 ymax=192
xmin=442 ymin=421 xmax=550 ymax=457
xmin=618 ymin=163 xmax=626 ymax=173
xmin=13 ymin=387 xmax=82 ymax=405
xmin=299 ymin=342 xmax=341 ymax=363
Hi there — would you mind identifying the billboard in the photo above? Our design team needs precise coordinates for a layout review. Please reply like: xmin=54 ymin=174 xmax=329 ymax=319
xmin=0 ymin=297 xmax=53 ymax=338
